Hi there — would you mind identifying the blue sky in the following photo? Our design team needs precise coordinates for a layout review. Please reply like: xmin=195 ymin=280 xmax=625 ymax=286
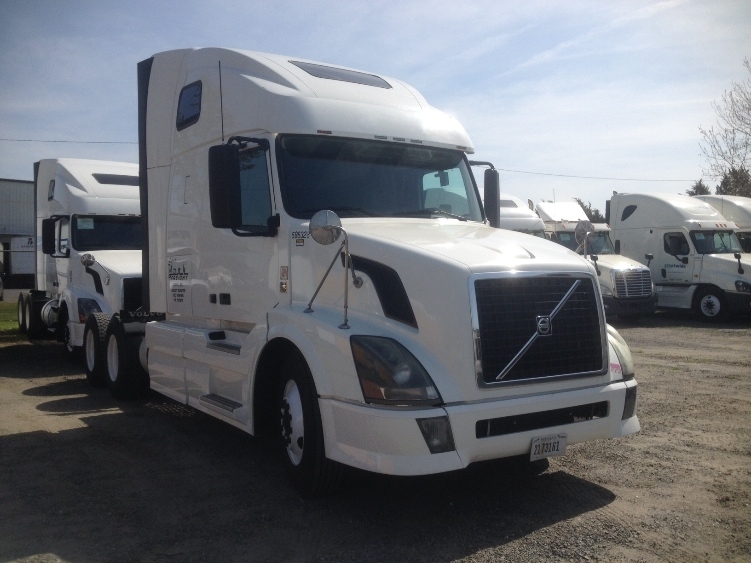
xmin=1 ymin=0 xmax=749 ymax=212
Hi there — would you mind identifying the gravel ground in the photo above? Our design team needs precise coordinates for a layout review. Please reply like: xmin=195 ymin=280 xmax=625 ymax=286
xmin=0 ymin=310 xmax=749 ymax=562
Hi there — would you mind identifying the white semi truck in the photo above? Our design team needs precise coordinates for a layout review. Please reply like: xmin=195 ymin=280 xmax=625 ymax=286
xmin=17 ymin=159 xmax=142 ymax=381
xmin=496 ymin=193 xmax=546 ymax=237
xmin=535 ymin=201 xmax=656 ymax=319
xmin=93 ymin=48 xmax=640 ymax=496
xmin=694 ymin=194 xmax=751 ymax=253
xmin=608 ymin=193 xmax=751 ymax=321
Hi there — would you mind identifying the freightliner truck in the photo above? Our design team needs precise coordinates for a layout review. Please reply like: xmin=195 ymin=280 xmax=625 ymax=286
xmin=92 ymin=48 xmax=640 ymax=496
xmin=608 ymin=192 xmax=751 ymax=321
xmin=18 ymin=159 xmax=142 ymax=381
xmin=535 ymin=201 xmax=656 ymax=319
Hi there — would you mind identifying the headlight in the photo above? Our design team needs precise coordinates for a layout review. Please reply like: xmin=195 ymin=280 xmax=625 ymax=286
xmin=607 ymin=324 xmax=634 ymax=380
xmin=600 ymin=283 xmax=613 ymax=297
xmin=77 ymin=298 xmax=102 ymax=323
xmin=350 ymin=336 xmax=441 ymax=406
xmin=735 ymin=280 xmax=751 ymax=293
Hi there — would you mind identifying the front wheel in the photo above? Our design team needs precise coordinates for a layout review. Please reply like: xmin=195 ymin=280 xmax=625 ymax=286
xmin=694 ymin=287 xmax=727 ymax=322
xmin=84 ymin=313 xmax=110 ymax=387
xmin=277 ymin=352 xmax=340 ymax=497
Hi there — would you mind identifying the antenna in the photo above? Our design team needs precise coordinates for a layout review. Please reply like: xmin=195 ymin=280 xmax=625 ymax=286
xmin=219 ymin=61 xmax=225 ymax=142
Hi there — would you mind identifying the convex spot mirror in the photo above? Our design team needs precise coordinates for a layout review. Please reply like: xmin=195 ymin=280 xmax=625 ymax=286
xmin=309 ymin=210 xmax=342 ymax=245
xmin=80 ymin=253 xmax=96 ymax=267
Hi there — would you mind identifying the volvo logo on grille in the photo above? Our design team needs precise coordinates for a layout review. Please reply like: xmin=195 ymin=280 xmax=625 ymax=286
xmin=536 ymin=315 xmax=552 ymax=336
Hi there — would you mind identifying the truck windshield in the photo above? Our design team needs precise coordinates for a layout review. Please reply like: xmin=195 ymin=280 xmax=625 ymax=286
xmin=71 ymin=215 xmax=142 ymax=251
xmin=582 ymin=231 xmax=616 ymax=255
xmin=689 ymin=230 xmax=742 ymax=254
xmin=278 ymin=135 xmax=483 ymax=221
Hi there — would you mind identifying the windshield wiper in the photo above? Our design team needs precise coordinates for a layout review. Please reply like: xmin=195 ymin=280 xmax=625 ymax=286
xmin=391 ymin=208 xmax=468 ymax=221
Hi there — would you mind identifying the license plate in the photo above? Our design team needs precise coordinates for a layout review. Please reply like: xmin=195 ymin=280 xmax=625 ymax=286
xmin=530 ymin=433 xmax=567 ymax=461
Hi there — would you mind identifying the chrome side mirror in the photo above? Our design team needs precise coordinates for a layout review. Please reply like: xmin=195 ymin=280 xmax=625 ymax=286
xmin=81 ymin=253 xmax=96 ymax=267
xmin=309 ymin=210 xmax=342 ymax=245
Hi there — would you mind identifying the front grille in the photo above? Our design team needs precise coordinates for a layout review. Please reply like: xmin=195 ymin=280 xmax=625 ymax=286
xmin=474 ymin=275 xmax=604 ymax=385
xmin=123 ymin=277 xmax=143 ymax=311
xmin=613 ymin=268 xmax=652 ymax=298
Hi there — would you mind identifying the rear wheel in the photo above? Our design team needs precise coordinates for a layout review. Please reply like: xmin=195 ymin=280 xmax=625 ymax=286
xmin=25 ymin=293 xmax=45 ymax=339
xmin=84 ymin=313 xmax=110 ymax=387
xmin=105 ymin=316 xmax=148 ymax=400
xmin=277 ymin=351 xmax=340 ymax=497
xmin=694 ymin=287 xmax=727 ymax=322
xmin=17 ymin=292 xmax=27 ymax=334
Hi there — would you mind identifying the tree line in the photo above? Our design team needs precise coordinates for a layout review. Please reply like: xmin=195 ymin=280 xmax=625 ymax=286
xmin=688 ymin=58 xmax=751 ymax=197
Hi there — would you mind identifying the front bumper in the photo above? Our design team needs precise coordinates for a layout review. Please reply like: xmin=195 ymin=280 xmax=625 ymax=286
xmin=320 ymin=380 xmax=639 ymax=476
xmin=603 ymin=294 xmax=657 ymax=317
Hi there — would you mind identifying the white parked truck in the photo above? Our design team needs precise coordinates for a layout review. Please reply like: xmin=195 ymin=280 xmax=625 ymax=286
xmin=535 ymin=201 xmax=656 ymax=319
xmin=96 ymin=48 xmax=640 ymax=496
xmin=607 ymin=193 xmax=751 ymax=321
xmin=17 ymin=159 xmax=142 ymax=380
xmin=694 ymin=194 xmax=751 ymax=253
xmin=495 ymin=193 xmax=546 ymax=237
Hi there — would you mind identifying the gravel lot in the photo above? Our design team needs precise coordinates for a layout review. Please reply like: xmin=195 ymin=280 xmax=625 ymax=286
xmin=1 ymin=309 xmax=750 ymax=562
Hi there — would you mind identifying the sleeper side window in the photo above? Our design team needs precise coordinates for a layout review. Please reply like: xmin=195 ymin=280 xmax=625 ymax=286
xmin=176 ymin=81 xmax=202 ymax=131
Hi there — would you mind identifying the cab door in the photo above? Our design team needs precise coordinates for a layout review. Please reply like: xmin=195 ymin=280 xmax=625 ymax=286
xmin=660 ymin=231 xmax=692 ymax=283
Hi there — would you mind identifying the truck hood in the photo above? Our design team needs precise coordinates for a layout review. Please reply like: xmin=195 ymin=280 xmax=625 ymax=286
xmin=343 ymin=218 xmax=590 ymax=275
xmin=76 ymin=249 xmax=142 ymax=278
xmin=702 ymin=253 xmax=751 ymax=278
xmin=591 ymin=254 xmax=649 ymax=272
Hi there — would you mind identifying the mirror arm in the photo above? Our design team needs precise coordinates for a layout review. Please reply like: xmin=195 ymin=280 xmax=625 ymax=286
xmin=305 ymin=237 xmax=345 ymax=315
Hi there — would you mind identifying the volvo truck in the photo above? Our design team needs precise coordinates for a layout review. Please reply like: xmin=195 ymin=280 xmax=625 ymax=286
xmin=608 ymin=193 xmax=750 ymax=321
xmin=535 ymin=201 xmax=656 ymax=319
xmin=18 ymin=159 xmax=142 ymax=381
xmin=95 ymin=48 xmax=639 ymax=496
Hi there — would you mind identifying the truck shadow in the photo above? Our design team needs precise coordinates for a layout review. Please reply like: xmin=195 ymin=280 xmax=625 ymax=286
xmin=609 ymin=309 xmax=751 ymax=329
xmin=1 ymin=364 xmax=619 ymax=562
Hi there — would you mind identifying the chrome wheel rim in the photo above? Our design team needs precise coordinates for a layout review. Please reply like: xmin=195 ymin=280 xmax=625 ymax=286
xmin=85 ymin=330 xmax=96 ymax=371
xmin=700 ymin=294 xmax=721 ymax=317
xmin=106 ymin=335 xmax=119 ymax=383
xmin=281 ymin=380 xmax=304 ymax=466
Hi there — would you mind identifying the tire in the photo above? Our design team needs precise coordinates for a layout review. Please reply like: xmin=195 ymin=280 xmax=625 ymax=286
xmin=26 ymin=293 xmax=45 ymax=340
xmin=17 ymin=292 xmax=27 ymax=334
xmin=84 ymin=313 xmax=110 ymax=387
xmin=104 ymin=316 xmax=148 ymax=400
xmin=277 ymin=351 xmax=340 ymax=497
xmin=58 ymin=304 xmax=81 ymax=362
xmin=694 ymin=287 xmax=727 ymax=322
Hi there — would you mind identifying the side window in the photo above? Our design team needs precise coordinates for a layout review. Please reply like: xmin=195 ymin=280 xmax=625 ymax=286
xmin=621 ymin=204 xmax=637 ymax=222
xmin=421 ymin=168 xmax=470 ymax=216
xmin=239 ymin=149 xmax=272 ymax=230
xmin=664 ymin=232 xmax=689 ymax=255
xmin=176 ymin=81 xmax=202 ymax=131
xmin=58 ymin=217 xmax=69 ymax=254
